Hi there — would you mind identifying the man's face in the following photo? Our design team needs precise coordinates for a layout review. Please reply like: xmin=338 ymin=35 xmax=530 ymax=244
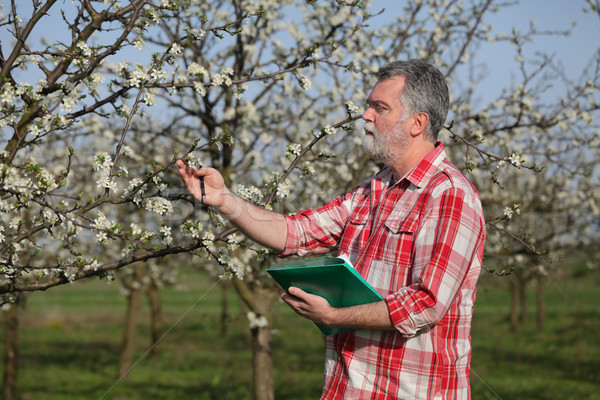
xmin=362 ymin=77 xmax=410 ymax=165
xmin=363 ymin=120 xmax=409 ymax=166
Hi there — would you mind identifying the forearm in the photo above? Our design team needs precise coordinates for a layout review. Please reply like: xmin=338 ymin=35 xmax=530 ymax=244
xmin=284 ymin=286 xmax=395 ymax=331
xmin=327 ymin=300 xmax=394 ymax=331
xmin=218 ymin=189 xmax=288 ymax=253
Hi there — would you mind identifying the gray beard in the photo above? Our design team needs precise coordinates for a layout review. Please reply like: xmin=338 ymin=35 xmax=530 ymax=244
xmin=362 ymin=121 xmax=409 ymax=166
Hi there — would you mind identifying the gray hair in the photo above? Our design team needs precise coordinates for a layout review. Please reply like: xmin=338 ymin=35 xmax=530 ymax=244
xmin=376 ymin=60 xmax=449 ymax=142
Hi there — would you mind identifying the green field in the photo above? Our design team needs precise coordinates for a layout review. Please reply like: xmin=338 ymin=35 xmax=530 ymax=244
xmin=1 ymin=264 xmax=599 ymax=400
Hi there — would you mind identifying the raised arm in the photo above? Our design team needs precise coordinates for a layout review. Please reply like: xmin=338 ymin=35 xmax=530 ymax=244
xmin=176 ymin=160 xmax=288 ymax=252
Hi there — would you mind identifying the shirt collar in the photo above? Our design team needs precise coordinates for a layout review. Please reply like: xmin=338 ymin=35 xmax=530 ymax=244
xmin=393 ymin=141 xmax=446 ymax=189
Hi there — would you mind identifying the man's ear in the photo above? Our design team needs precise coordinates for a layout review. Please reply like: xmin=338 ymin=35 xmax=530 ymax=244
xmin=409 ymin=112 xmax=429 ymax=137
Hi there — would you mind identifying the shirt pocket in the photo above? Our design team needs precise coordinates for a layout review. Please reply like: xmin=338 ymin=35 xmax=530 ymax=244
xmin=384 ymin=213 xmax=418 ymax=235
xmin=379 ymin=214 xmax=418 ymax=287
xmin=340 ymin=199 xmax=373 ymax=253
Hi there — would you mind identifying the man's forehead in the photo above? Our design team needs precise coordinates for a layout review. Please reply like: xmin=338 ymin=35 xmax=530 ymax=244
xmin=367 ymin=76 xmax=405 ymax=103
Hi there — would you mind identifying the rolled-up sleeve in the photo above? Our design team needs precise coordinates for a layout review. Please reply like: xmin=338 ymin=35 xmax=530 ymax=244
xmin=278 ymin=194 xmax=353 ymax=258
xmin=385 ymin=186 xmax=485 ymax=336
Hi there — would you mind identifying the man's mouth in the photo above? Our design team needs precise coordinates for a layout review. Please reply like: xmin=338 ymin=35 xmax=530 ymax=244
xmin=364 ymin=122 xmax=376 ymax=136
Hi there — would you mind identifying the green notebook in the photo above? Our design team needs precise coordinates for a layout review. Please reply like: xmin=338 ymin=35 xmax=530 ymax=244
xmin=266 ymin=256 xmax=384 ymax=335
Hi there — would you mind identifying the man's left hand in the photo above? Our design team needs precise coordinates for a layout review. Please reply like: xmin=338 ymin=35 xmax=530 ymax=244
xmin=281 ymin=287 xmax=337 ymax=327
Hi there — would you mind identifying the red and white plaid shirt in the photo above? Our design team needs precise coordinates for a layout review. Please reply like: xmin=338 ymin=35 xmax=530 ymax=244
xmin=280 ymin=143 xmax=486 ymax=399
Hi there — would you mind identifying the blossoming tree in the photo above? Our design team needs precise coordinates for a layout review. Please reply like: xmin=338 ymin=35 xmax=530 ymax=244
xmin=1 ymin=0 xmax=599 ymax=399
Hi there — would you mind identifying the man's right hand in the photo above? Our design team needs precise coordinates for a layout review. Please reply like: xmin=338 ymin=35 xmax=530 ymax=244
xmin=175 ymin=159 xmax=288 ymax=252
xmin=176 ymin=160 xmax=227 ymax=208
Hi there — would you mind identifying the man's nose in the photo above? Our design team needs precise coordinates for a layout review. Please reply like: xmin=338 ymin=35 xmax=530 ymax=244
xmin=362 ymin=107 xmax=374 ymax=122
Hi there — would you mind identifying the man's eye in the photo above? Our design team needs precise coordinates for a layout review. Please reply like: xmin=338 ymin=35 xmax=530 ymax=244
xmin=366 ymin=103 xmax=386 ymax=113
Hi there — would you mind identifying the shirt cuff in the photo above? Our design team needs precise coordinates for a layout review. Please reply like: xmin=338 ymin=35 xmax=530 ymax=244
xmin=386 ymin=293 xmax=418 ymax=337
xmin=277 ymin=215 xmax=299 ymax=258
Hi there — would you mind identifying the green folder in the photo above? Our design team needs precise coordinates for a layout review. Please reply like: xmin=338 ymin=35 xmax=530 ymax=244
xmin=266 ymin=256 xmax=384 ymax=335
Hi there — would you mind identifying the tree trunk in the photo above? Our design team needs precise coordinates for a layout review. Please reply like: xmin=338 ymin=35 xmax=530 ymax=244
xmin=2 ymin=294 xmax=22 ymax=400
xmin=251 ymin=320 xmax=274 ymax=400
xmin=147 ymin=282 xmax=162 ymax=358
xmin=221 ymin=280 xmax=229 ymax=336
xmin=536 ymin=274 xmax=545 ymax=332
xmin=509 ymin=277 xmax=520 ymax=332
xmin=519 ymin=279 xmax=528 ymax=326
xmin=231 ymin=278 xmax=280 ymax=400
xmin=117 ymin=265 xmax=145 ymax=379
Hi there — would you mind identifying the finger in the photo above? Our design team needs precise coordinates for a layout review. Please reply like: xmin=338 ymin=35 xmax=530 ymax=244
xmin=281 ymin=291 xmax=304 ymax=307
xmin=176 ymin=159 xmax=192 ymax=173
xmin=192 ymin=166 xmax=211 ymax=177
xmin=287 ymin=286 xmax=308 ymax=299
xmin=177 ymin=164 xmax=196 ymax=183
xmin=281 ymin=291 xmax=298 ymax=303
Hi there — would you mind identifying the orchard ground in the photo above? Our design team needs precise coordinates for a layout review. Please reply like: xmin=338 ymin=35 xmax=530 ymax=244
xmin=1 ymin=257 xmax=599 ymax=400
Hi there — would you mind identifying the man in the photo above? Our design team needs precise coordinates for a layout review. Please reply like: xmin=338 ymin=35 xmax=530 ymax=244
xmin=177 ymin=60 xmax=486 ymax=399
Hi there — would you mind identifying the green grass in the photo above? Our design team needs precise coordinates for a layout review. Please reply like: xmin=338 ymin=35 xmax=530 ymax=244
xmin=470 ymin=272 xmax=600 ymax=400
xmin=2 ymin=267 xmax=599 ymax=400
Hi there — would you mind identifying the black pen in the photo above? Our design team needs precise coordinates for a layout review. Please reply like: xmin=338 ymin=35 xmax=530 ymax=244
xmin=185 ymin=159 xmax=206 ymax=203
xmin=200 ymin=172 xmax=206 ymax=204
xmin=197 ymin=164 xmax=206 ymax=203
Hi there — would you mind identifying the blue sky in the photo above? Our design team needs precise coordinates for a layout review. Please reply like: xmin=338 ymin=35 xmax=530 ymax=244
xmin=2 ymin=0 xmax=598 ymax=113
xmin=4 ymin=0 xmax=597 ymax=84
xmin=370 ymin=0 xmax=600 ymax=104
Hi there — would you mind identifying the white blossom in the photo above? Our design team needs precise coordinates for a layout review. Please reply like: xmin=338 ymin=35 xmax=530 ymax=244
xmin=160 ymin=225 xmax=172 ymax=245
xmin=63 ymin=266 xmax=78 ymax=282
xmin=76 ymin=41 xmax=92 ymax=57
xmin=322 ymin=125 xmax=337 ymax=135
xmin=508 ymin=153 xmax=524 ymax=167
xmin=202 ymin=231 xmax=215 ymax=247
xmin=301 ymin=162 xmax=315 ymax=176
xmin=212 ymin=72 xmax=232 ymax=87
xmin=41 ymin=209 xmax=59 ymax=224
xmin=85 ymin=259 xmax=101 ymax=272
xmin=130 ymin=223 xmax=142 ymax=236
xmin=236 ymin=185 xmax=264 ymax=203
xmin=193 ymin=82 xmax=206 ymax=96
xmin=1 ymin=84 xmax=15 ymax=104
xmin=93 ymin=212 xmax=118 ymax=244
xmin=121 ymin=145 xmax=133 ymax=157
xmin=287 ymin=143 xmax=302 ymax=156
xmin=61 ymin=93 xmax=77 ymax=112
xmin=181 ymin=220 xmax=202 ymax=239
xmin=129 ymin=66 xmax=148 ymax=87
xmin=122 ymin=178 xmax=145 ymax=201
xmin=227 ymin=233 xmax=242 ymax=251
xmin=92 ymin=152 xmax=113 ymax=172
xmin=299 ymin=75 xmax=311 ymax=90
xmin=143 ymin=91 xmax=155 ymax=105
xmin=187 ymin=62 xmax=209 ymax=77
xmin=169 ymin=43 xmax=183 ymax=55
xmin=247 ymin=312 xmax=268 ymax=329
xmin=276 ymin=181 xmax=290 ymax=199
xmin=235 ymin=84 xmax=248 ymax=99
xmin=344 ymin=100 xmax=359 ymax=114
xmin=186 ymin=28 xmax=206 ymax=41
xmin=9 ymin=217 xmax=21 ymax=230
xmin=144 ymin=197 xmax=173 ymax=216
xmin=96 ymin=176 xmax=118 ymax=192
xmin=133 ymin=37 xmax=145 ymax=51
xmin=152 ymin=176 xmax=168 ymax=191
